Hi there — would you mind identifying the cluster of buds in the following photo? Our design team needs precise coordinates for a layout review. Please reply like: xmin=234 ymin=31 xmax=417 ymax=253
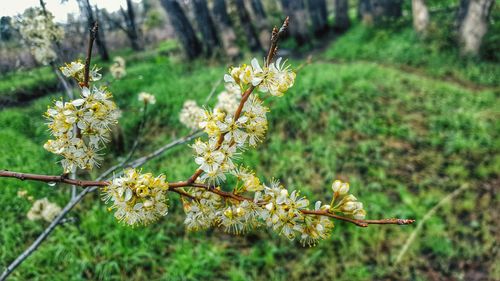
xmin=27 ymin=198 xmax=62 ymax=222
xmin=110 ymin=56 xmax=126 ymax=79
xmin=330 ymin=180 xmax=366 ymax=220
xmin=44 ymin=61 xmax=120 ymax=173
xmin=17 ymin=7 xmax=64 ymax=65
xmin=102 ymin=169 xmax=170 ymax=226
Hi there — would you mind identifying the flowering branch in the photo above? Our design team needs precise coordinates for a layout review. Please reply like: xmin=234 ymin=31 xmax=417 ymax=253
xmin=0 ymin=130 xmax=201 ymax=281
xmin=0 ymin=170 xmax=414 ymax=228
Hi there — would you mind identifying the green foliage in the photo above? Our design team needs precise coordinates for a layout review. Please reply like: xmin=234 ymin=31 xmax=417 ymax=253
xmin=0 ymin=29 xmax=498 ymax=280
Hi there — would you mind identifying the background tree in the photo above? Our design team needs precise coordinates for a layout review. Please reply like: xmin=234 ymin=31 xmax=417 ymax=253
xmin=0 ymin=16 xmax=13 ymax=42
xmin=212 ymin=0 xmax=240 ymax=59
xmin=412 ymin=0 xmax=430 ymax=36
xmin=249 ymin=0 xmax=271 ymax=47
xmin=307 ymin=0 xmax=328 ymax=36
xmin=121 ymin=0 xmax=143 ymax=51
xmin=192 ymin=0 xmax=221 ymax=56
xmin=280 ymin=0 xmax=310 ymax=45
xmin=77 ymin=0 xmax=110 ymax=61
xmin=457 ymin=0 xmax=495 ymax=55
xmin=334 ymin=0 xmax=350 ymax=31
xmin=358 ymin=0 xmax=403 ymax=25
xmin=234 ymin=0 xmax=262 ymax=52
xmin=160 ymin=0 xmax=202 ymax=59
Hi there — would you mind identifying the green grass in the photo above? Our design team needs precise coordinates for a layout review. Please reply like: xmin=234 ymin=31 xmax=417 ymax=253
xmin=1 ymin=25 xmax=499 ymax=280
xmin=324 ymin=23 xmax=500 ymax=87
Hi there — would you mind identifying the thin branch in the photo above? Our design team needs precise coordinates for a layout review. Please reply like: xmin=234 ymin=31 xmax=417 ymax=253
xmin=393 ymin=185 xmax=468 ymax=265
xmin=170 ymin=182 xmax=415 ymax=227
xmin=266 ymin=16 xmax=289 ymax=67
xmin=0 ymin=170 xmax=108 ymax=187
xmin=204 ymin=78 xmax=223 ymax=104
xmin=117 ymin=103 xmax=149 ymax=170
xmin=83 ymin=22 xmax=98 ymax=88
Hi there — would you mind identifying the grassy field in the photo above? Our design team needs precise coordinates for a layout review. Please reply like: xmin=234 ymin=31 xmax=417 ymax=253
xmin=1 ymin=24 xmax=499 ymax=280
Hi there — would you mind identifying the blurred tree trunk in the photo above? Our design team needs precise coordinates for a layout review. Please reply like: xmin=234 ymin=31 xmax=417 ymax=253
xmin=92 ymin=6 xmax=110 ymax=61
xmin=412 ymin=0 xmax=429 ymax=35
xmin=307 ymin=0 xmax=328 ymax=36
xmin=160 ymin=0 xmax=202 ymax=59
xmin=251 ymin=0 xmax=267 ymax=19
xmin=358 ymin=0 xmax=402 ymax=24
xmin=192 ymin=0 xmax=220 ymax=56
xmin=234 ymin=0 xmax=263 ymax=52
xmin=334 ymin=0 xmax=350 ymax=31
xmin=457 ymin=0 xmax=494 ymax=55
xmin=78 ymin=0 xmax=110 ymax=61
xmin=212 ymin=0 xmax=240 ymax=59
xmin=249 ymin=0 xmax=271 ymax=48
xmin=121 ymin=0 xmax=143 ymax=51
xmin=280 ymin=0 xmax=310 ymax=45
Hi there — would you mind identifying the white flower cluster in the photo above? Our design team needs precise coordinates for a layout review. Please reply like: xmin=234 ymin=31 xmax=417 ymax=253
xmin=177 ymin=57 xmax=368 ymax=246
xmin=17 ymin=7 xmax=64 ymax=65
xmin=60 ymin=60 xmax=102 ymax=84
xmin=192 ymin=93 xmax=269 ymax=184
xmin=44 ymin=67 xmax=120 ymax=172
xmin=102 ymin=168 xmax=169 ymax=226
xmin=138 ymin=92 xmax=156 ymax=105
xmin=110 ymin=56 xmax=126 ymax=79
xmin=179 ymin=100 xmax=205 ymax=130
xmin=27 ymin=198 xmax=62 ymax=222
xmin=224 ymin=57 xmax=296 ymax=97
xmin=214 ymin=82 xmax=241 ymax=113
xmin=183 ymin=188 xmax=223 ymax=231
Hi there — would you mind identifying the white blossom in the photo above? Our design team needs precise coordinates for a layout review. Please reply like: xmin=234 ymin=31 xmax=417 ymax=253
xmin=102 ymin=169 xmax=169 ymax=226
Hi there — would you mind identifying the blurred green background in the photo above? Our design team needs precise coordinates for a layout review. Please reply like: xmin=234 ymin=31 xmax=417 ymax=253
xmin=0 ymin=0 xmax=499 ymax=280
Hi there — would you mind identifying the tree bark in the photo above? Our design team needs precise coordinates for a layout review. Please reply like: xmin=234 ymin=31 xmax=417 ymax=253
xmin=281 ymin=0 xmax=310 ymax=45
xmin=192 ymin=0 xmax=220 ymax=56
xmin=212 ymin=0 xmax=240 ymax=59
xmin=458 ymin=0 xmax=494 ymax=55
xmin=160 ymin=0 xmax=202 ymax=59
xmin=307 ymin=0 xmax=328 ymax=36
xmin=412 ymin=0 xmax=429 ymax=35
xmin=334 ymin=0 xmax=350 ymax=31
xmin=234 ymin=0 xmax=263 ymax=52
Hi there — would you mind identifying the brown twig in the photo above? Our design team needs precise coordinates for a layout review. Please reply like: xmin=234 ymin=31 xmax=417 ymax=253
xmin=0 ymin=170 xmax=108 ymax=187
xmin=83 ymin=21 xmax=98 ymax=88
xmin=266 ymin=16 xmax=289 ymax=67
